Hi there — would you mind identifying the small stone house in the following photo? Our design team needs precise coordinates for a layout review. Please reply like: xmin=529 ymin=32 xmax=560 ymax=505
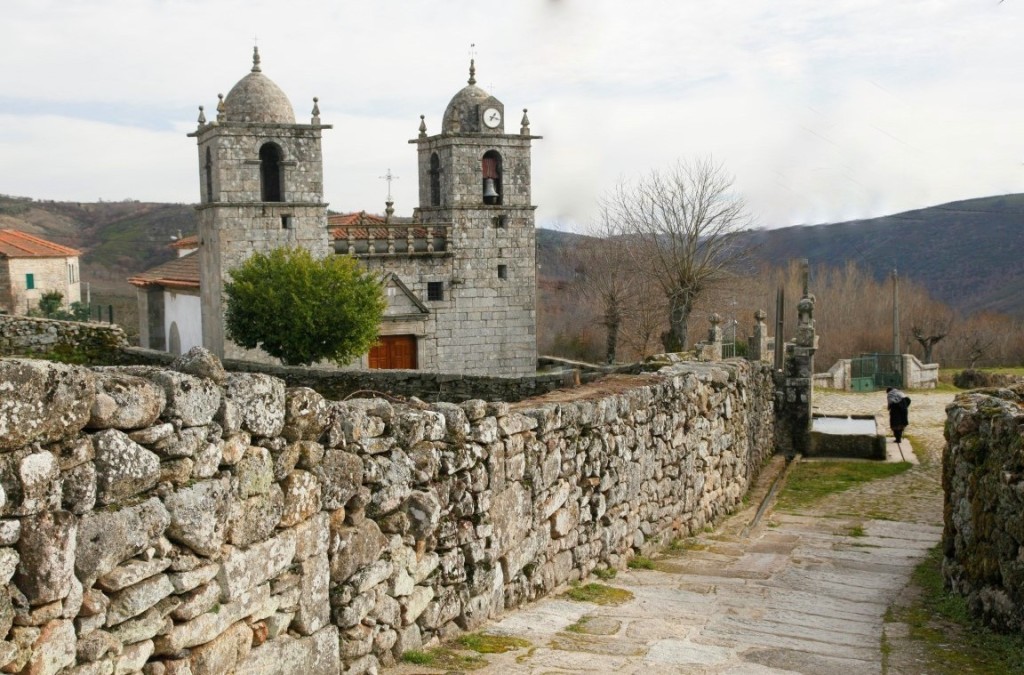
xmin=0 ymin=229 xmax=81 ymax=315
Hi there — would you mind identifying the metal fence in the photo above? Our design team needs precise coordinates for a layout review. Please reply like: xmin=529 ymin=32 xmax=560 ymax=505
xmin=850 ymin=353 xmax=902 ymax=391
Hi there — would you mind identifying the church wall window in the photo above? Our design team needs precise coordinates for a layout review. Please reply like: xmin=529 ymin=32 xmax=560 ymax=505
xmin=429 ymin=153 xmax=441 ymax=206
xmin=497 ymin=264 xmax=508 ymax=280
xmin=427 ymin=281 xmax=444 ymax=301
xmin=259 ymin=142 xmax=284 ymax=202
xmin=482 ymin=150 xmax=502 ymax=205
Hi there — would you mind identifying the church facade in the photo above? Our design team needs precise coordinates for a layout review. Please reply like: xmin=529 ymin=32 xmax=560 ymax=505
xmin=132 ymin=49 xmax=539 ymax=377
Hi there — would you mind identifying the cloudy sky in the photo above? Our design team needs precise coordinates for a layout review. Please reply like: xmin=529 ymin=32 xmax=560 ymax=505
xmin=2 ymin=0 xmax=1022 ymax=231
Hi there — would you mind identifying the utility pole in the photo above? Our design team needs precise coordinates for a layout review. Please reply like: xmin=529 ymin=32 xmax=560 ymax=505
xmin=774 ymin=286 xmax=785 ymax=370
xmin=892 ymin=267 xmax=900 ymax=355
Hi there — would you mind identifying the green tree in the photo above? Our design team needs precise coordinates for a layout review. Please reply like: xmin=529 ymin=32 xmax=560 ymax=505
xmin=224 ymin=247 xmax=386 ymax=366
xmin=37 ymin=290 xmax=65 ymax=317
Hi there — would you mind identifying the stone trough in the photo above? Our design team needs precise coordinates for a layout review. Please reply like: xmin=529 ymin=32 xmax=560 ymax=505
xmin=808 ymin=414 xmax=887 ymax=460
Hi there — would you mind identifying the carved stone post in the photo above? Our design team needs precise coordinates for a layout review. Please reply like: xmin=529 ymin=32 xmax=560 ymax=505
xmin=749 ymin=309 xmax=770 ymax=363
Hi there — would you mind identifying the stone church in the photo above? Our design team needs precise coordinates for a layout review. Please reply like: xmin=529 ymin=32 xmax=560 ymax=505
xmin=131 ymin=48 xmax=539 ymax=377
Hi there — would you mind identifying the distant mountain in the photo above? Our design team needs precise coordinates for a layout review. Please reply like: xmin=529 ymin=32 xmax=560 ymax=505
xmin=2 ymin=192 xmax=1022 ymax=318
xmin=744 ymin=194 xmax=1024 ymax=318
xmin=0 ymin=195 xmax=197 ymax=286
xmin=537 ymin=194 xmax=1024 ymax=319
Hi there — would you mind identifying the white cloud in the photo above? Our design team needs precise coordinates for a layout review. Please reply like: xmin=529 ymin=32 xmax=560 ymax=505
xmin=1 ymin=0 xmax=1023 ymax=229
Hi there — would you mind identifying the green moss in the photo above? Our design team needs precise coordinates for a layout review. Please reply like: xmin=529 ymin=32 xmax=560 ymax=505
xmin=847 ymin=525 xmax=866 ymax=538
xmin=628 ymin=556 xmax=655 ymax=570
xmin=457 ymin=633 xmax=531 ymax=654
xmin=775 ymin=460 xmax=913 ymax=511
xmin=887 ymin=545 xmax=1024 ymax=673
xmin=593 ymin=567 xmax=617 ymax=580
xmin=515 ymin=646 xmax=537 ymax=663
xmin=400 ymin=648 xmax=487 ymax=670
xmin=400 ymin=650 xmax=432 ymax=665
xmin=564 ymin=617 xmax=590 ymax=634
xmin=561 ymin=583 xmax=634 ymax=606
xmin=666 ymin=538 xmax=685 ymax=551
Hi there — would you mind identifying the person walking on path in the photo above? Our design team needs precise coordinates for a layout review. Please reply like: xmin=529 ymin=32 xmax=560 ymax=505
xmin=887 ymin=386 xmax=911 ymax=444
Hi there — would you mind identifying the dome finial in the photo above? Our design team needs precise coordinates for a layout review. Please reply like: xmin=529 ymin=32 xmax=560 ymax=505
xmin=468 ymin=58 xmax=476 ymax=86
xmin=418 ymin=114 xmax=427 ymax=138
xmin=251 ymin=46 xmax=262 ymax=73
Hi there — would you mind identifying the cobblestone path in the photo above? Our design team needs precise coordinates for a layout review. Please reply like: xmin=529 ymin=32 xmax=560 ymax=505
xmin=391 ymin=390 xmax=954 ymax=674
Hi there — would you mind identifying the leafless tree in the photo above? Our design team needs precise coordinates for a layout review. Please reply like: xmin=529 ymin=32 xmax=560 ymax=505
xmin=961 ymin=334 xmax=995 ymax=369
xmin=604 ymin=157 xmax=753 ymax=351
xmin=570 ymin=215 xmax=642 ymax=363
xmin=911 ymin=323 xmax=951 ymax=363
xmin=618 ymin=275 xmax=666 ymax=360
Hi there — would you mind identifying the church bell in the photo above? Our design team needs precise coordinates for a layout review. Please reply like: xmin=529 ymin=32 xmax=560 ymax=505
xmin=483 ymin=178 xmax=499 ymax=199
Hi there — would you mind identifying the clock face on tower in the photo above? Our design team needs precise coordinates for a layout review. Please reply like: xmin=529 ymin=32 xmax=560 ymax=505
xmin=482 ymin=107 xmax=502 ymax=129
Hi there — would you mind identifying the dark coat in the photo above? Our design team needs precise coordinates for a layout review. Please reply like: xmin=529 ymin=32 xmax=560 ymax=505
xmin=888 ymin=395 xmax=911 ymax=428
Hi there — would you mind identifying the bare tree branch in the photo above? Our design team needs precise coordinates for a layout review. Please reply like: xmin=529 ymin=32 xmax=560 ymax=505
xmin=603 ymin=156 xmax=753 ymax=351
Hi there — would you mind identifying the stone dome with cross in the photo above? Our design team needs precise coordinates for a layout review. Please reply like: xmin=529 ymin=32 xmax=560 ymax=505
xmin=221 ymin=47 xmax=295 ymax=124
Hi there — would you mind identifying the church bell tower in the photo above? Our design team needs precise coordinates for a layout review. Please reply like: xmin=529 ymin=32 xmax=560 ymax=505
xmin=409 ymin=60 xmax=541 ymax=376
xmin=188 ymin=47 xmax=331 ymax=360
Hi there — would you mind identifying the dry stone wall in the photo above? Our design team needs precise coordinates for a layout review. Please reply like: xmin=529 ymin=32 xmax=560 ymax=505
xmin=0 ymin=315 xmax=127 ymax=361
xmin=943 ymin=385 xmax=1024 ymax=632
xmin=0 ymin=349 xmax=774 ymax=674
xmin=123 ymin=346 xmax=583 ymax=403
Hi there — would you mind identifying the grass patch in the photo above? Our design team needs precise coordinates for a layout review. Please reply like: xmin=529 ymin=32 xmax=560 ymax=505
xmin=889 ymin=545 xmax=1024 ymax=673
xmin=847 ymin=525 xmax=866 ymax=538
xmin=565 ymin=617 xmax=590 ymax=634
xmin=628 ymin=556 xmax=655 ymax=570
xmin=775 ymin=460 xmax=913 ymax=511
xmin=667 ymin=538 xmax=706 ymax=552
xmin=400 ymin=648 xmax=487 ymax=670
xmin=593 ymin=567 xmax=617 ymax=580
xmin=457 ymin=633 xmax=531 ymax=654
xmin=561 ymin=583 xmax=634 ymax=606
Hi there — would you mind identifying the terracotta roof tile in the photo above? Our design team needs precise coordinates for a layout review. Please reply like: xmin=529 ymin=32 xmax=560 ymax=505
xmin=328 ymin=212 xmax=387 ymax=227
xmin=128 ymin=250 xmax=200 ymax=290
xmin=170 ymin=234 xmax=199 ymax=250
xmin=0 ymin=229 xmax=81 ymax=258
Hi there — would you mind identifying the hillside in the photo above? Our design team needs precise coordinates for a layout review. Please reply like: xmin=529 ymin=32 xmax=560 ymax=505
xmin=744 ymin=194 xmax=1024 ymax=318
xmin=0 ymin=195 xmax=197 ymax=292
xmin=538 ymin=194 xmax=1024 ymax=320
xmin=2 ymin=192 xmax=1023 ymax=319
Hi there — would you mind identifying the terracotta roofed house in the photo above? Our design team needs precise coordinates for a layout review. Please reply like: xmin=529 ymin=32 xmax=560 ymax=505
xmin=0 ymin=229 xmax=82 ymax=315
xmin=128 ymin=249 xmax=201 ymax=354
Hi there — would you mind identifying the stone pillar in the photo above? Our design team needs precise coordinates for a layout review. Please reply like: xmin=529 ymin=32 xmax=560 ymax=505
xmin=776 ymin=260 xmax=818 ymax=456
xmin=748 ymin=309 xmax=770 ymax=363
xmin=698 ymin=313 xmax=723 ymax=361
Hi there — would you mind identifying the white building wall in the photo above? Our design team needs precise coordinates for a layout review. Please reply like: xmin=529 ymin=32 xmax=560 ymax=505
xmin=164 ymin=291 xmax=202 ymax=355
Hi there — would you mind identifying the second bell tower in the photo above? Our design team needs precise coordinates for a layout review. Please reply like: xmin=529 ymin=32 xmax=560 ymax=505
xmin=410 ymin=60 xmax=541 ymax=376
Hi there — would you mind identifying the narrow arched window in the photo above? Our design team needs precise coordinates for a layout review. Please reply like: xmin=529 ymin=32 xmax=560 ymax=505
xmin=481 ymin=150 xmax=502 ymax=205
xmin=204 ymin=147 xmax=214 ymax=203
xmin=429 ymin=153 xmax=441 ymax=207
xmin=259 ymin=143 xmax=284 ymax=202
